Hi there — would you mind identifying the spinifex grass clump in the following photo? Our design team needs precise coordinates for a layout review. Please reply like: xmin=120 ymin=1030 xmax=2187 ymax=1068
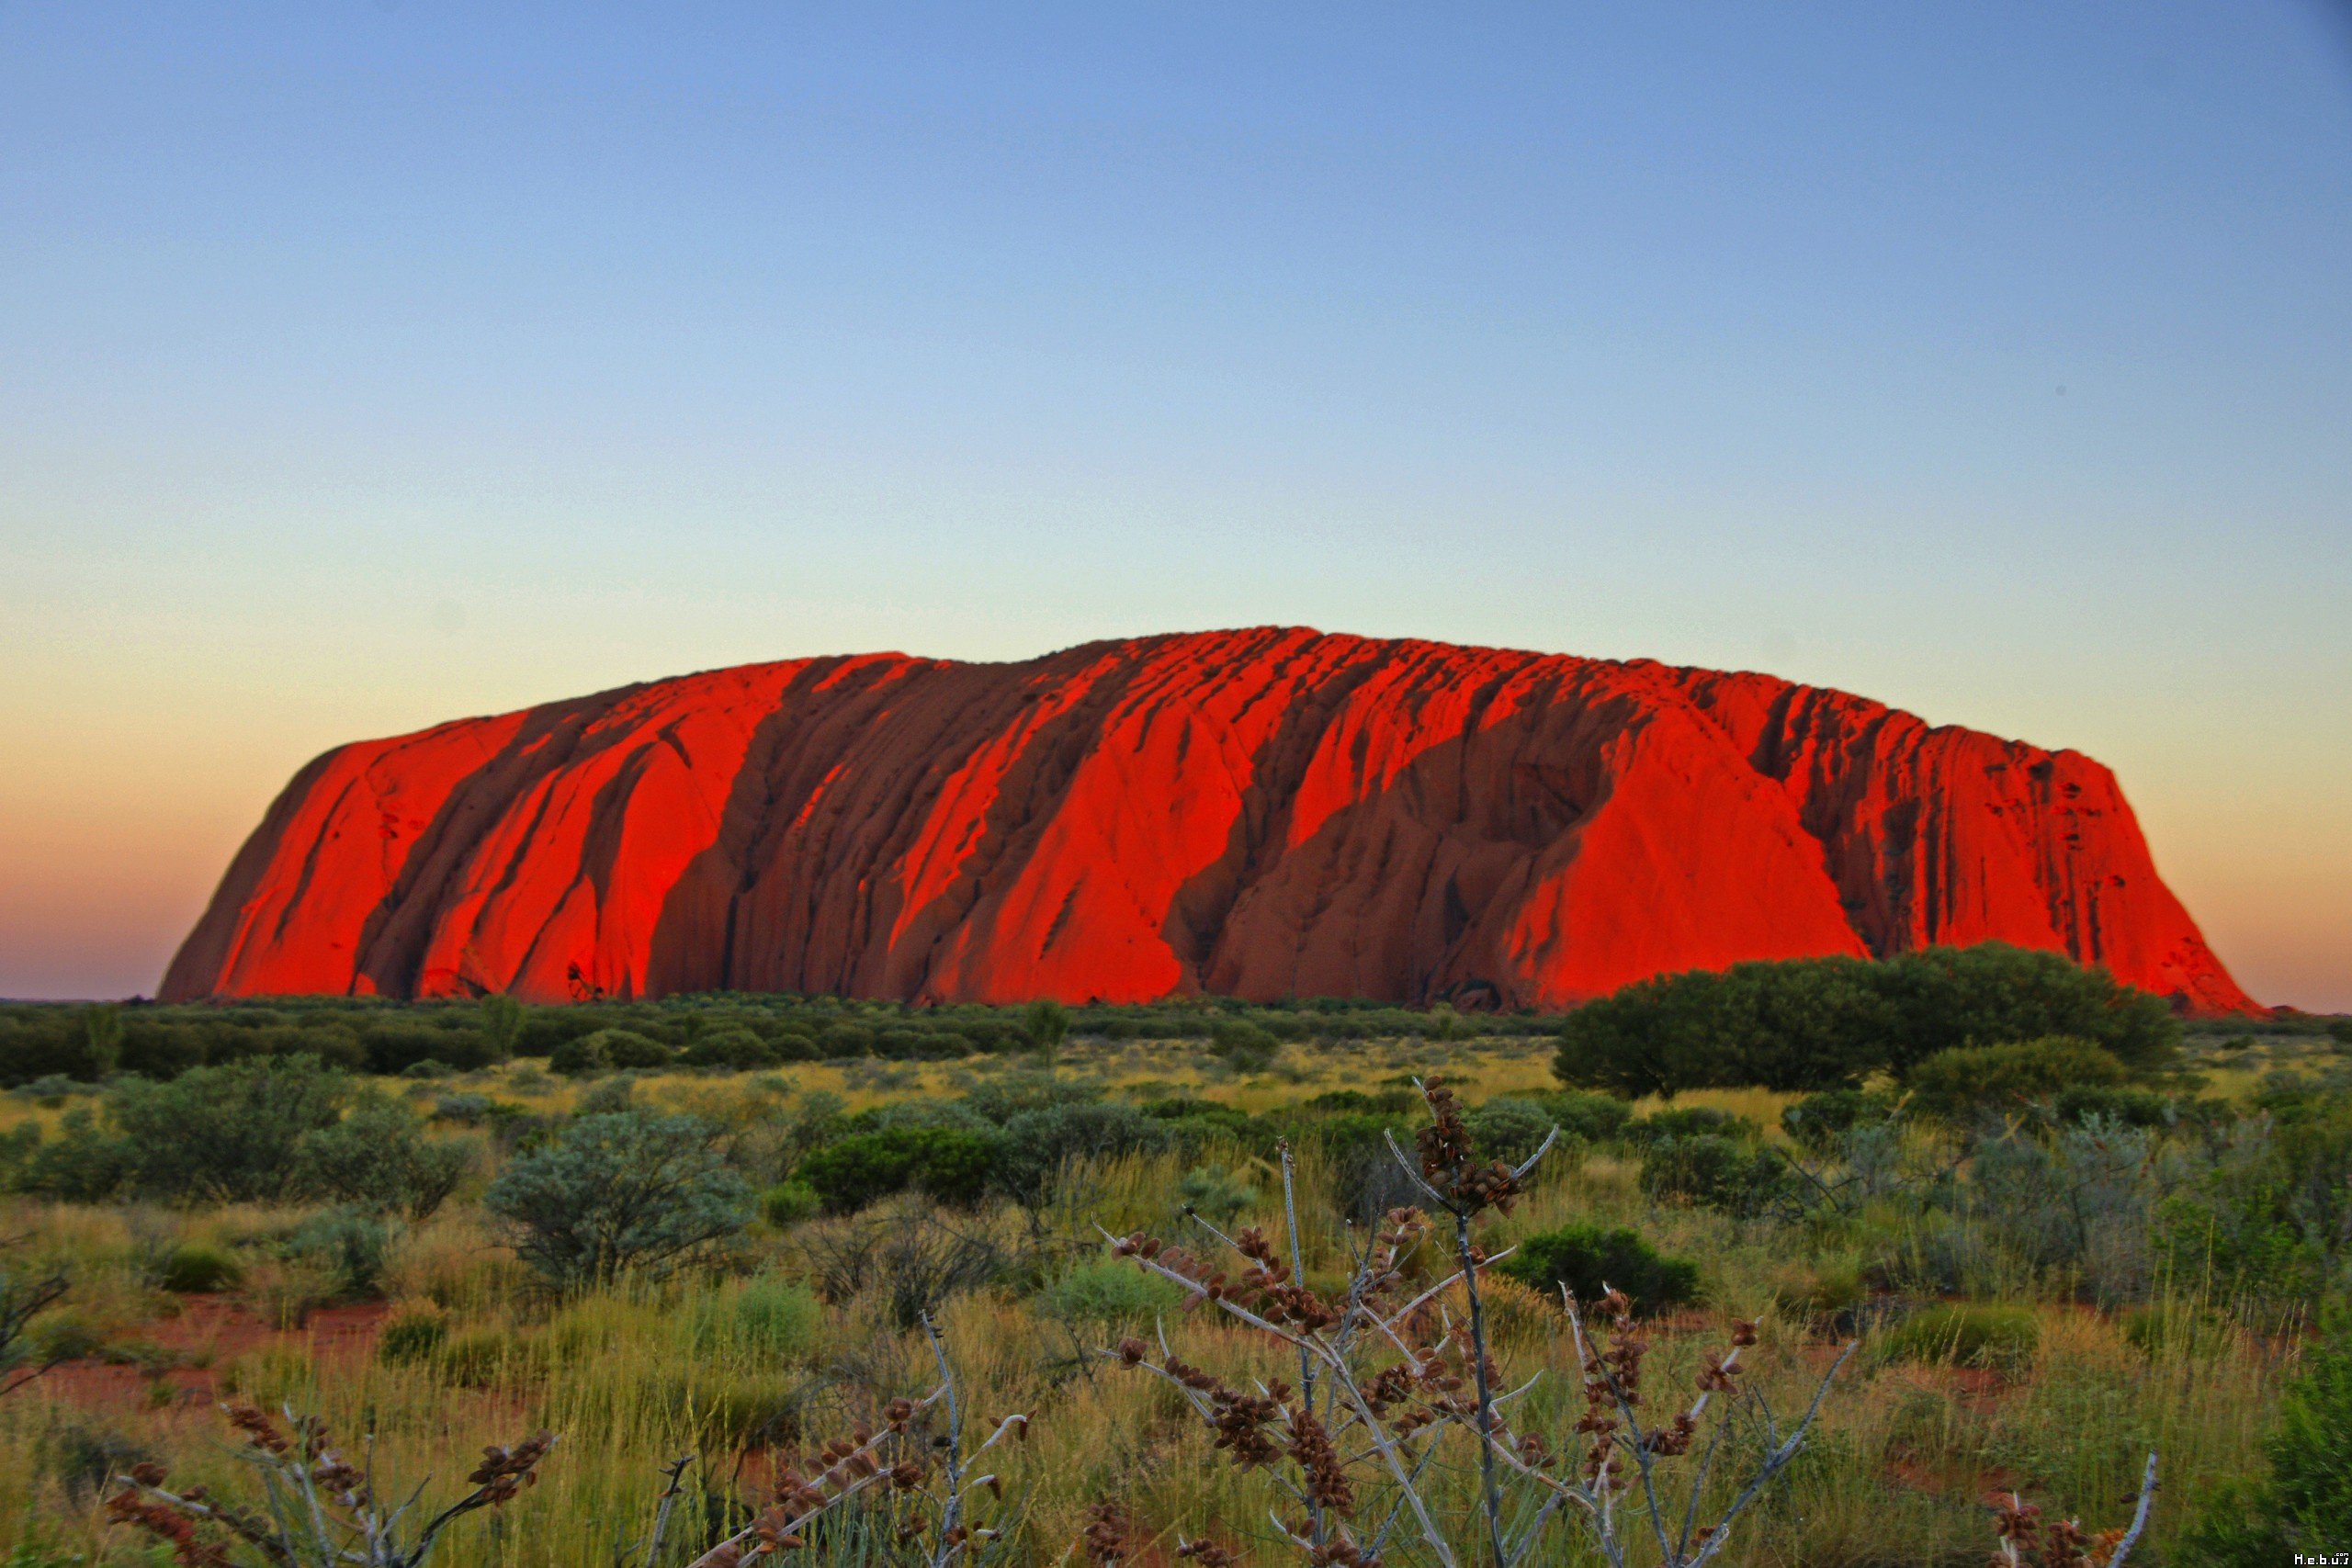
xmin=1101 ymin=1077 xmax=1859 ymax=1568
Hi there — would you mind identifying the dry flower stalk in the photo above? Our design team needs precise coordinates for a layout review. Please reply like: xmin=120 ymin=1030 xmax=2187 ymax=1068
xmin=670 ymin=1312 xmax=1030 ymax=1568
xmin=107 ymin=1402 xmax=553 ymax=1567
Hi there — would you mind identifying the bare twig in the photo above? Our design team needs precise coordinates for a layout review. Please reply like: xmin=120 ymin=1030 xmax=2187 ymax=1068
xmin=641 ymin=1455 xmax=693 ymax=1568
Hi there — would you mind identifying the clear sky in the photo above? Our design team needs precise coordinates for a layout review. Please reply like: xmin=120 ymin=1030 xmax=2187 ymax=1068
xmin=3 ymin=3 xmax=2347 ymax=1009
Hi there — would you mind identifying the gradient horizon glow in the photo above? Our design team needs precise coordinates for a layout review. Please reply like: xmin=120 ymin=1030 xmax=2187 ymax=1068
xmin=4 ymin=4 xmax=2348 ymax=1010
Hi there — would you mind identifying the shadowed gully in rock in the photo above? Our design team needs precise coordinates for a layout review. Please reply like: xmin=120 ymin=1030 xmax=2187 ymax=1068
xmin=161 ymin=628 xmax=2256 ymax=1014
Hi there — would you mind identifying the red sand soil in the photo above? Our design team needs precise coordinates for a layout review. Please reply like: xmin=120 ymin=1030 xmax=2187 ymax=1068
xmin=30 ymin=1296 xmax=390 ymax=1415
xmin=160 ymin=627 xmax=2255 ymax=1014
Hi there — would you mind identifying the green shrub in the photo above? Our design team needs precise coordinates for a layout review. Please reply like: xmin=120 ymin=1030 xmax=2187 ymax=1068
xmin=1272 ymin=1110 xmax=1418 ymax=1222
xmin=28 ymin=1413 xmax=150 ymax=1506
xmin=1639 ymin=1135 xmax=1799 ymax=1219
xmin=434 ymin=1327 xmax=515 ymax=1387
xmin=360 ymin=1023 xmax=492 ymax=1075
xmin=2178 ymin=1313 xmax=2352 ymax=1563
xmin=0 ymin=1250 xmax=70 ymax=1379
xmin=1526 ymin=1090 xmax=1634 ymax=1145
xmin=759 ymin=1180 xmax=822 ymax=1228
xmin=797 ymin=1126 xmax=1002 ymax=1212
xmin=687 ymin=1372 xmax=804 ymax=1448
xmin=1781 ymin=1089 xmax=1878 ymax=1152
xmin=577 ymin=1077 xmax=639 ymax=1115
xmin=1302 ymin=1089 xmax=1418 ymax=1116
xmin=15 ymin=1110 xmax=130 ymax=1201
xmin=478 ymin=994 xmax=526 ymax=1062
xmin=0 ymin=1124 xmax=35 ymax=1192
xmin=599 ymin=1029 xmax=676 ymax=1071
xmin=282 ymin=1209 xmax=396 ymax=1300
xmin=548 ymin=1031 xmax=611 ymax=1075
xmin=1138 ymin=1097 xmax=1254 ymax=1150
xmin=2118 ymin=1301 xmax=2232 ymax=1362
xmin=2158 ymin=1103 xmax=2352 ymax=1313
xmin=1036 ymin=1258 xmax=1187 ymax=1324
xmin=483 ymin=1111 xmax=752 ymax=1289
xmin=856 ymin=1098 xmax=996 ymax=1137
xmin=965 ymin=1071 xmax=1100 ymax=1123
xmin=1880 ymin=1303 xmax=2041 ymax=1370
xmin=2048 ymin=1084 xmax=2177 ymax=1128
xmin=29 ymin=1313 xmax=106 ymax=1366
xmin=376 ymin=1308 xmax=447 ymax=1366
xmin=12 ymin=1076 xmax=85 ymax=1105
xmin=992 ymin=1103 xmax=1167 ymax=1206
xmin=109 ymin=1056 xmax=350 ymax=1203
xmin=1770 ymin=1258 xmax=1865 ymax=1322
xmin=1209 ymin=1021 xmax=1279 ymax=1072
xmin=873 ymin=1027 xmax=967 ymax=1062
xmin=817 ymin=1022 xmax=876 ymax=1058
xmin=1905 ymin=1036 xmax=2125 ymax=1122
xmin=1626 ymin=1107 xmax=1758 ymax=1145
xmin=682 ymin=1027 xmax=778 ymax=1071
xmin=156 ymin=1244 xmax=242 ymax=1294
xmin=1464 ymin=1098 xmax=1556 ymax=1166
xmin=1023 ymin=999 xmax=1071 ymax=1066
xmin=1555 ymin=944 xmax=2177 ymax=1096
xmin=1973 ymin=1120 xmax=2157 ymax=1303
xmin=295 ymin=1091 xmax=474 ymax=1218
xmin=1175 ymin=1163 xmax=1257 ymax=1225
xmin=692 ymin=1276 xmax=821 ymax=1359
xmin=1555 ymin=957 xmax=1894 ymax=1096
xmin=1496 ymin=1224 xmax=1700 ymax=1317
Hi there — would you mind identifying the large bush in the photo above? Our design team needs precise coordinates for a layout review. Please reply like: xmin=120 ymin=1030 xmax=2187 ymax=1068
xmin=1873 ymin=943 xmax=2179 ymax=1074
xmin=109 ymin=1056 xmax=349 ymax=1203
xmin=281 ymin=1209 xmax=396 ymax=1300
xmin=1555 ymin=944 xmax=2178 ymax=1097
xmin=483 ymin=1111 xmax=752 ymax=1288
xmin=1554 ymin=955 xmax=1893 ymax=1097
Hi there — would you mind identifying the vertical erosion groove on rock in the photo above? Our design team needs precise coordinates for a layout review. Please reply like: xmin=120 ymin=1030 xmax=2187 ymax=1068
xmin=160 ymin=628 xmax=2256 ymax=1014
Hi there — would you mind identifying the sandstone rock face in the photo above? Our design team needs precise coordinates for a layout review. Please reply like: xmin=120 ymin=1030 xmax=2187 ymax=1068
xmin=161 ymin=629 xmax=2256 ymax=1014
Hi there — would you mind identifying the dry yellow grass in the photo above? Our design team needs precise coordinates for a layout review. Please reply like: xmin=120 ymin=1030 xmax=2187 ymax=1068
xmin=0 ymin=1038 xmax=2295 ymax=1564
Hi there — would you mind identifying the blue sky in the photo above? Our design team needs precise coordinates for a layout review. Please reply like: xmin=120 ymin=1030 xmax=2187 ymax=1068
xmin=3 ymin=2 xmax=2348 ymax=1004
